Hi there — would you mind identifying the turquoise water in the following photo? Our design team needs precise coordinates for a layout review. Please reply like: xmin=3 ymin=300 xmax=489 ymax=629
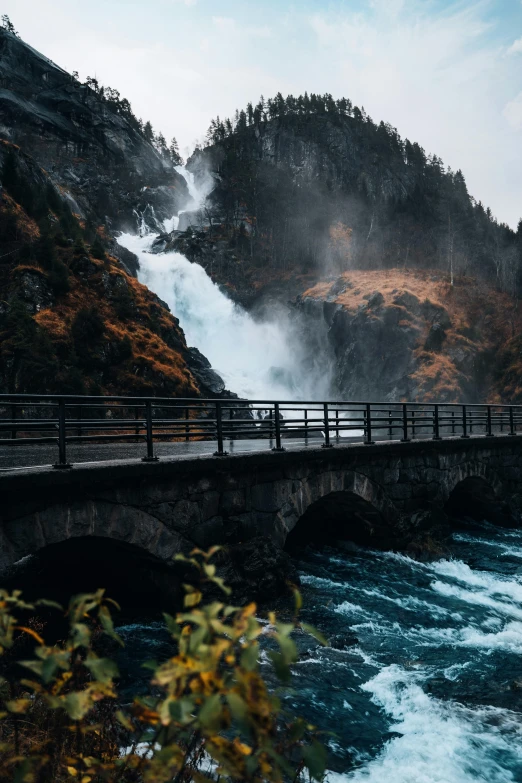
xmin=117 ymin=523 xmax=522 ymax=782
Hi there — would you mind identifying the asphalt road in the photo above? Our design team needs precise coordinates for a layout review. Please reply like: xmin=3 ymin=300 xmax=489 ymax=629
xmin=0 ymin=436 xmax=333 ymax=471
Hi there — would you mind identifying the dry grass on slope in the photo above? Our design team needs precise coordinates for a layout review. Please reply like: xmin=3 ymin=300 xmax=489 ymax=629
xmin=304 ymin=268 xmax=520 ymax=402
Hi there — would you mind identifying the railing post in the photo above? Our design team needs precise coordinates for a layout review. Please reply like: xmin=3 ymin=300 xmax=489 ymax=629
xmin=142 ymin=400 xmax=159 ymax=462
xmin=510 ymin=407 xmax=516 ymax=436
xmin=272 ymin=403 xmax=285 ymax=452
xmin=401 ymin=403 xmax=409 ymax=442
xmin=54 ymin=398 xmax=72 ymax=469
xmin=304 ymin=408 xmax=308 ymax=440
xmin=336 ymin=409 xmax=340 ymax=440
xmin=388 ymin=410 xmax=392 ymax=440
xmin=185 ymin=406 xmax=190 ymax=443
xmin=77 ymin=404 xmax=83 ymax=438
xmin=486 ymin=405 xmax=494 ymax=436
xmin=433 ymin=404 xmax=441 ymax=440
xmin=451 ymin=411 xmax=455 ymax=435
xmin=10 ymin=403 xmax=16 ymax=440
xmin=322 ymin=402 xmax=333 ymax=448
xmin=461 ymin=404 xmax=469 ymax=439
xmin=213 ymin=400 xmax=228 ymax=456
xmin=365 ymin=403 xmax=375 ymax=444
xmin=135 ymin=405 xmax=140 ymax=437
xmin=411 ymin=409 xmax=416 ymax=438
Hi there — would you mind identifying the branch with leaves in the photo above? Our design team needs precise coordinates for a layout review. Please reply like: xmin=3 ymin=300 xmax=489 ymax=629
xmin=0 ymin=547 xmax=328 ymax=782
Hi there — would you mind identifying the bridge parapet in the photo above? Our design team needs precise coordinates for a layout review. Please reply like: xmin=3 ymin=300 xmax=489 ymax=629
xmin=0 ymin=434 xmax=521 ymax=578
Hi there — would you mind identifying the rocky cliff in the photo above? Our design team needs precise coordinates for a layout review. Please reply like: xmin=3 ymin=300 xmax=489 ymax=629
xmin=298 ymin=269 xmax=521 ymax=403
xmin=0 ymin=27 xmax=188 ymax=235
xmin=0 ymin=141 xmax=203 ymax=397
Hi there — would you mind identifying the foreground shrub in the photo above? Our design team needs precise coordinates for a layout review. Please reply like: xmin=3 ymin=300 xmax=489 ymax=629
xmin=0 ymin=547 xmax=327 ymax=782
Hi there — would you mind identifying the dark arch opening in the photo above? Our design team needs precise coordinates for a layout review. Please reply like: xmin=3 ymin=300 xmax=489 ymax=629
xmin=285 ymin=490 xmax=394 ymax=551
xmin=3 ymin=537 xmax=185 ymax=611
xmin=445 ymin=476 xmax=515 ymax=527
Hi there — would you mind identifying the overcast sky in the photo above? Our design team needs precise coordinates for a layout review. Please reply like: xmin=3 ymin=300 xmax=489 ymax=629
xmin=5 ymin=0 xmax=522 ymax=228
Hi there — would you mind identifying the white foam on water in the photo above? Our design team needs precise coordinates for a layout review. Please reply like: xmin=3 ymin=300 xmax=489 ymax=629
xmin=327 ymin=666 xmax=522 ymax=782
xmin=359 ymin=586 xmax=463 ymax=621
xmin=430 ymin=580 xmax=522 ymax=622
xmin=429 ymin=559 xmax=522 ymax=604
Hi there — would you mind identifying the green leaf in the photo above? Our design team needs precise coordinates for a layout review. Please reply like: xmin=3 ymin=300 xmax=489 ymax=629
xmin=64 ymin=691 xmax=92 ymax=721
xmin=5 ymin=698 xmax=30 ymax=714
xmin=226 ymin=692 xmax=248 ymax=725
xmin=116 ymin=710 xmax=134 ymax=731
xmin=268 ymin=650 xmax=291 ymax=683
xmin=210 ymin=576 xmax=232 ymax=596
xmin=198 ymin=693 xmax=223 ymax=732
xmin=169 ymin=696 xmax=195 ymax=724
xmin=99 ymin=606 xmax=124 ymax=647
xmin=162 ymin=613 xmax=180 ymax=638
xmin=240 ymin=643 xmax=259 ymax=672
xmin=302 ymin=740 xmax=327 ymax=780
xmin=85 ymin=654 xmax=119 ymax=684
xmin=301 ymin=623 xmax=329 ymax=647
xmin=35 ymin=598 xmax=63 ymax=611
xmin=189 ymin=625 xmax=208 ymax=653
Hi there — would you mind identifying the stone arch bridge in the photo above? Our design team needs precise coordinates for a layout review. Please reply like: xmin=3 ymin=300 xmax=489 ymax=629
xmin=0 ymin=435 xmax=521 ymax=577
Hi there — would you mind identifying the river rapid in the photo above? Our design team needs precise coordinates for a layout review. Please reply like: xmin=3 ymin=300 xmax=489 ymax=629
xmin=117 ymin=523 xmax=522 ymax=782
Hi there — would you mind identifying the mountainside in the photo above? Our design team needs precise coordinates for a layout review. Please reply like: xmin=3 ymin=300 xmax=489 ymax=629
xmin=0 ymin=140 xmax=203 ymax=397
xmin=181 ymin=94 xmax=522 ymax=296
xmin=0 ymin=26 xmax=188 ymax=235
xmin=0 ymin=26 xmax=211 ymax=398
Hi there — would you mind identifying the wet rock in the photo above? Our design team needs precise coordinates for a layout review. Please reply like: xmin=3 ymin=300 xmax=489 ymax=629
xmin=421 ymin=299 xmax=451 ymax=329
xmin=186 ymin=347 xmax=212 ymax=371
xmin=110 ymin=243 xmax=140 ymax=277
xmin=193 ymin=367 xmax=226 ymax=396
xmin=329 ymin=632 xmax=359 ymax=649
xmin=14 ymin=268 xmax=54 ymax=313
xmin=424 ymin=323 xmax=446 ymax=352
xmin=393 ymin=291 xmax=421 ymax=313
xmin=328 ymin=278 xmax=353 ymax=299
xmin=365 ymin=290 xmax=384 ymax=309
xmin=214 ymin=536 xmax=300 ymax=605
xmin=70 ymin=255 xmax=98 ymax=279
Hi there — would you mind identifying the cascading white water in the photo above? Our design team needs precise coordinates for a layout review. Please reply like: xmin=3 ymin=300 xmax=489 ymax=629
xmin=118 ymin=167 xmax=332 ymax=401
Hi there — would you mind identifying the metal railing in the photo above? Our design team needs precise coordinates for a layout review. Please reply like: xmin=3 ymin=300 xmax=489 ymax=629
xmin=0 ymin=394 xmax=521 ymax=469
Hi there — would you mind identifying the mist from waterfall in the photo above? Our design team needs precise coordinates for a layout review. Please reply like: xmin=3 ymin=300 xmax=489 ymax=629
xmin=118 ymin=167 xmax=333 ymax=401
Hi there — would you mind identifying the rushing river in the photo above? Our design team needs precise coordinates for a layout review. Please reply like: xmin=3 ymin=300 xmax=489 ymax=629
xmin=117 ymin=522 xmax=522 ymax=782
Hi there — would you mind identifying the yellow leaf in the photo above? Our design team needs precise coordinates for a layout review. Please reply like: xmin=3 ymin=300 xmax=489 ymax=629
xmin=67 ymin=766 xmax=78 ymax=776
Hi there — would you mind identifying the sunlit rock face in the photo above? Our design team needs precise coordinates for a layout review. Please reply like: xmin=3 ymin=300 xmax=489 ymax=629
xmin=0 ymin=28 xmax=188 ymax=232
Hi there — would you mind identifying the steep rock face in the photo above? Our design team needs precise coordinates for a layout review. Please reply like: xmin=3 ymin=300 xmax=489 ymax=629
xmin=299 ymin=269 xmax=520 ymax=403
xmin=0 ymin=141 xmax=207 ymax=398
xmin=0 ymin=28 xmax=188 ymax=233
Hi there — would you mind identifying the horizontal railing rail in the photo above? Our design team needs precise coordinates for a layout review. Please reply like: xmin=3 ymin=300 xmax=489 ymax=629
xmin=0 ymin=394 xmax=521 ymax=469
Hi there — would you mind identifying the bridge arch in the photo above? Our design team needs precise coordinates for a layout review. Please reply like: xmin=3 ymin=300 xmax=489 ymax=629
xmin=443 ymin=462 xmax=513 ymax=527
xmin=279 ymin=470 xmax=399 ymax=549
xmin=442 ymin=460 xmax=504 ymax=503
xmin=0 ymin=497 xmax=186 ymax=577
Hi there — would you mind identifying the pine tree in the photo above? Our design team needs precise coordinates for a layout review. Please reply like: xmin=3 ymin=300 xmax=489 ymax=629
xmin=1 ymin=15 xmax=18 ymax=36
xmin=169 ymin=137 xmax=182 ymax=165
xmin=143 ymin=121 xmax=154 ymax=143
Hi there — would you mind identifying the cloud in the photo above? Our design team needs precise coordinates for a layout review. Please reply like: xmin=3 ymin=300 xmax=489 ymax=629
xmin=504 ymin=91 xmax=522 ymax=129
xmin=172 ymin=0 xmax=197 ymax=5
xmin=507 ymin=36 xmax=522 ymax=54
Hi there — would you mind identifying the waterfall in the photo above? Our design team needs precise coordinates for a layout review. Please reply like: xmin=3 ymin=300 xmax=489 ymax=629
xmin=117 ymin=167 xmax=332 ymax=401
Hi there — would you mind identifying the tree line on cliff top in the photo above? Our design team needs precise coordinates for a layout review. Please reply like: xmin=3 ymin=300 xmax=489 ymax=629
xmin=204 ymin=93 xmax=522 ymax=296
